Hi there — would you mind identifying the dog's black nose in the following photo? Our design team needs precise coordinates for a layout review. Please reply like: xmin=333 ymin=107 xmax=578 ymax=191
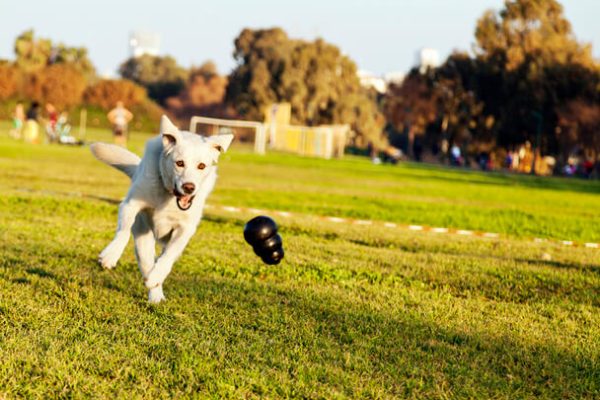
xmin=182 ymin=183 xmax=195 ymax=194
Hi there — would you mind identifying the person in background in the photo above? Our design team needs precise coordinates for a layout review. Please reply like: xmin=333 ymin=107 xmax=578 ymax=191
xmin=107 ymin=101 xmax=133 ymax=146
xmin=45 ymin=103 xmax=59 ymax=142
xmin=9 ymin=101 xmax=25 ymax=139
xmin=450 ymin=143 xmax=463 ymax=166
xmin=23 ymin=101 xmax=41 ymax=143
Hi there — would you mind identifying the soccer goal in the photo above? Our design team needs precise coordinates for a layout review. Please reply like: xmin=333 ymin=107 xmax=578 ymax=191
xmin=189 ymin=116 xmax=267 ymax=154
xmin=189 ymin=115 xmax=349 ymax=159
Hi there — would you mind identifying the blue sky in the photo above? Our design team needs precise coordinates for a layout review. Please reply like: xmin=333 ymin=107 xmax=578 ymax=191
xmin=0 ymin=0 xmax=598 ymax=77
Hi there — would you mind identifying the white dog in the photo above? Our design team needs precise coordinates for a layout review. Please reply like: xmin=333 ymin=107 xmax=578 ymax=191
xmin=91 ymin=115 xmax=233 ymax=303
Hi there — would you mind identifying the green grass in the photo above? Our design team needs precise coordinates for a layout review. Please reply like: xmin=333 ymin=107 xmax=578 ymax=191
xmin=0 ymin=123 xmax=598 ymax=398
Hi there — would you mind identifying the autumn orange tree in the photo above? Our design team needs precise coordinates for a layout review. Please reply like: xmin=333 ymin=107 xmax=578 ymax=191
xmin=166 ymin=61 xmax=234 ymax=122
xmin=24 ymin=64 xmax=87 ymax=109
xmin=0 ymin=63 xmax=21 ymax=101
xmin=83 ymin=79 xmax=147 ymax=110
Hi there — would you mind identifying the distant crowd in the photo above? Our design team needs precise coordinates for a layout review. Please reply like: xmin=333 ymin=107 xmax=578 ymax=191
xmin=8 ymin=100 xmax=133 ymax=147
xmin=371 ymin=139 xmax=597 ymax=179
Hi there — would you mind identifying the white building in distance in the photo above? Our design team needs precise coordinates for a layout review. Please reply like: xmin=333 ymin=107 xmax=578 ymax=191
xmin=357 ymin=70 xmax=387 ymax=93
xmin=384 ymin=71 xmax=405 ymax=86
xmin=129 ymin=31 xmax=160 ymax=58
xmin=358 ymin=70 xmax=406 ymax=93
xmin=417 ymin=47 xmax=440 ymax=73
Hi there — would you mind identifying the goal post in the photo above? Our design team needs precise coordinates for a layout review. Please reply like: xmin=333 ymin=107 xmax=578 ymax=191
xmin=189 ymin=116 xmax=267 ymax=155
xmin=189 ymin=115 xmax=349 ymax=159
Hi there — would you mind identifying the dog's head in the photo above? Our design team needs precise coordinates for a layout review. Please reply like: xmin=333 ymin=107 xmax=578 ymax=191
xmin=158 ymin=115 xmax=233 ymax=211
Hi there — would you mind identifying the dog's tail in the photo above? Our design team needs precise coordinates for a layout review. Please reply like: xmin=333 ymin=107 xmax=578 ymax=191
xmin=90 ymin=143 xmax=141 ymax=179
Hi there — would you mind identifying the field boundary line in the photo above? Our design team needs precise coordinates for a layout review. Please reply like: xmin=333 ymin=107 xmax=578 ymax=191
xmin=11 ymin=187 xmax=600 ymax=250
xmin=204 ymin=205 xmax=598 ymax=249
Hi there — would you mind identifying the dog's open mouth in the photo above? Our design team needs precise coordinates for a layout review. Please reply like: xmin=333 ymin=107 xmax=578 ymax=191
xmin=174 ymin=187 xmax=195 ymax=211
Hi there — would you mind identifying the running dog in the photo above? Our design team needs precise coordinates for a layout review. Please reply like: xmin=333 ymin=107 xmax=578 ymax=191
xmin=91 ymin=115 xmax=233 ymax=303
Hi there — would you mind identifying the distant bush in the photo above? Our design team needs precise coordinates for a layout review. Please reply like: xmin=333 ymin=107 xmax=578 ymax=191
xmin=0 ymin=64 xmax=21 ymax=100
xmin=24 ymin=64 xmax=86 ymax=108
xmin=83 ymin=79 xmax=147 ymax=110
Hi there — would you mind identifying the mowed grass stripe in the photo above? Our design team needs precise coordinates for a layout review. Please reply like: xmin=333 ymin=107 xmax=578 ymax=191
xmin=1 ymin=123 xmax=600 ymax=242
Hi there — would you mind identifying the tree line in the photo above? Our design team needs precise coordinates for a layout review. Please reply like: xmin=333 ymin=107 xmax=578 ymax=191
xmin=0 ymin=0 xmax=599 ymax=171
xmin=384 ymin=0 xmax=600 ymax=169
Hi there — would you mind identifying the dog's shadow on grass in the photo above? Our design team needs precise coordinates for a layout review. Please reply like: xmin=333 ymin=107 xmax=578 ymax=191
xmin=26 ymin=267 xmax=57 ymax=279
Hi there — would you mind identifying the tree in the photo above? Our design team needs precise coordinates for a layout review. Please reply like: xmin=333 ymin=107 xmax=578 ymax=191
xmin=119 ymin=54 xmax=187 ymax=105
xmin=0 ymin=63 xmax=21 ymax=100
xmin=14 ymin=30 xmax=96 ymax=79
xmin=557 ymin=99 xmax=600 ymax=161
xmin=165 ymin=61 xmax=233 ymax=121
xmin=52 ymin=44 xmax=96 ymax=81
xmin=14 ymin=30 xmax=52 ymax=72
xmin=24 ymin=64 xmax=87 ymax=108
xmin=475 ymin=0 xmax=594 ymax=71
xmin=473 ymin=0 xmax=599 ymax=156
xmin=83 ymin=79 xmax=147 ymax=110
xmin=384 ymin=71 xmax=438 ymax=157
xmin=226 ymin=28 xmax=385 ymax=147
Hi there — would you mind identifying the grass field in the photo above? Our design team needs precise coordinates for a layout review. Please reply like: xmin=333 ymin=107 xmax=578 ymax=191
xmin=0 ymin=124 xmax=599 ymax=398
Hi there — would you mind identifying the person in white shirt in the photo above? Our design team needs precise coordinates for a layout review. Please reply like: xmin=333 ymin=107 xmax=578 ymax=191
xmin=107 ymin=101 xmax=133 ymax=146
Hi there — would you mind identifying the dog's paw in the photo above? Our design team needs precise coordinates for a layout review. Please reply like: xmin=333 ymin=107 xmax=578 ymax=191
xmin=99 ymin=245 xmax=120 ymax=269
xmin=144 ymin=273 xmax=161 ymax=289
xmin=144 ymin=263 xmax=169 ymax=289
xmin=148 ymin=286 xmax=166 ymax=304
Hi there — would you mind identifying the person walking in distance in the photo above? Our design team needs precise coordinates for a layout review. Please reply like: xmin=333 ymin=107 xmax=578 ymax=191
xmin=107 ymin=101 xmax=133 ymax=146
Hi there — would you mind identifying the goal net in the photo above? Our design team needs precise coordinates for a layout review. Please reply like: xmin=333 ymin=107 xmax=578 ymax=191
xmin=189 ymin=116 xmax=267 ymax=154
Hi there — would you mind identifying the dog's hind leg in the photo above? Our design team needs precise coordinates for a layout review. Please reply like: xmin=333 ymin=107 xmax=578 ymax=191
xmin=99 ymin=199 xmax=143 ymax=269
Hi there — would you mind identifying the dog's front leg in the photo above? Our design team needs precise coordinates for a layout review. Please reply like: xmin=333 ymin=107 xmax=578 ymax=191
xmin=99 ymin=199 xmax=143 ymax=269
xmin=144 ymin=227 xmax=196 ymax=303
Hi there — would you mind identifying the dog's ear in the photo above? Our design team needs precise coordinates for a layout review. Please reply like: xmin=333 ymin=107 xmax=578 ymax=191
xmin=160 ymin=115 xmax=181 ymax=148
xmin=207 ymin=134 xmax=234 ymax=154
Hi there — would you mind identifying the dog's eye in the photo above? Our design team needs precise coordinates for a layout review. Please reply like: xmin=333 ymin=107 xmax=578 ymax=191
xmin=197 ymin=163 xmax=206 ymax=170
xmin=175 ymin=160 xmax=184 ymax=168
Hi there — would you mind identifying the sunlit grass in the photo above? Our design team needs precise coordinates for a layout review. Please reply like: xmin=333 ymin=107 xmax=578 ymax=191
xmin=0 ymin=123 xmax=598 ymax=398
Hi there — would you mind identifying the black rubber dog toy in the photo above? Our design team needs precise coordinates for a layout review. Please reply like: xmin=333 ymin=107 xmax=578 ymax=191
xmin=243 ymin=216 xmax=285 ymax=265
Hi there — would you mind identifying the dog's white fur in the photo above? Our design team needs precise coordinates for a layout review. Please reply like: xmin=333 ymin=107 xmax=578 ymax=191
xmin=91 ymin=115 xmax=233 ymax=303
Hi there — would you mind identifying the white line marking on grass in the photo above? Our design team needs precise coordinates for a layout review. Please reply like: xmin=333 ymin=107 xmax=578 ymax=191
xmin=483 ymin=232 xmax=499 ymax=238
xmin=13 ymin=188 xmax=598 ymax=250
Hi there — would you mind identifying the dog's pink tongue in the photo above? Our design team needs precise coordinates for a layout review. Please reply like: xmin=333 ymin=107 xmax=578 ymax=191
xmin=178 ymin=195 xmax=192 ymax=208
